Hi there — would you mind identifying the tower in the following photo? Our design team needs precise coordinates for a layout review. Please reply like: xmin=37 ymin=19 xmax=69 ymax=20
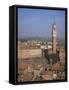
xmin=52 ymin=22 xmax=57 ymax=54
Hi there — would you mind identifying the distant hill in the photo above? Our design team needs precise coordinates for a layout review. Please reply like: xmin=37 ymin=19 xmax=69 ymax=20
xmin=18 ymin=37 xmax=51 ymax=42
xmin=18 ymin=37 xmax=65 ymax=42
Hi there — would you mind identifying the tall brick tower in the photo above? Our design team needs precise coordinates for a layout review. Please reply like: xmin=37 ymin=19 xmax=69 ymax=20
xmin=52 ymin=22 xmax=57 ymax=54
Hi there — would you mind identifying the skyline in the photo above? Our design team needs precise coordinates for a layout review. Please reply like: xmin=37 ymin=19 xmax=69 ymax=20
xmin=18 ymin=8 xmax=65 ymax=40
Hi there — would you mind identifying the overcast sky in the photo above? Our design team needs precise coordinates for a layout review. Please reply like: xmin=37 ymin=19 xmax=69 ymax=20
xmin=18 ymin=8 xmax=65 ymax=40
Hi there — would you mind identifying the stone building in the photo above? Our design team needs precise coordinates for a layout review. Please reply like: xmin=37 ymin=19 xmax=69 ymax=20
xmin=18 ymin=43 xmax=42 ymax=60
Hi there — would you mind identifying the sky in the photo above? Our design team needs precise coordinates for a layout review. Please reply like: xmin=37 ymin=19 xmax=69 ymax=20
xmin=18 ymin=8 xmax=65 ymax=40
